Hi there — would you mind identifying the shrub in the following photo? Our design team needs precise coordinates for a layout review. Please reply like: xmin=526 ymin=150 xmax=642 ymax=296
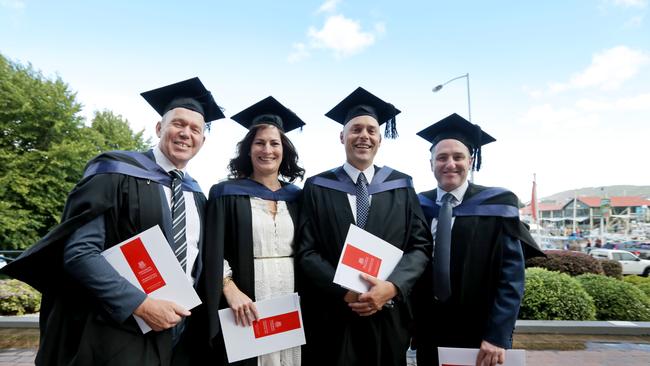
xmin=0 ymin=279 xmax=41 ymax=315
xmin=526 ymin=250 xmax=603 ymax=276
xmin=622 ymin=275 xmax=650 ymax=286
xmin=519 ymin=268 xmax=596 ymax=321
xmin=600 ymin=259 xmax=623 ymax=279
xmin=576 ymin=274 xmax=650 ymax=321
xmin=637 ymin=283 xmax=650 ymax=298
xmin=623 ymin=276 xmax=650 ymax=298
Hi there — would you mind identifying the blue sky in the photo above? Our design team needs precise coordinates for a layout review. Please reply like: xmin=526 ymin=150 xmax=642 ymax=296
xmin=1 ymin=0 xmax=649 ymax=200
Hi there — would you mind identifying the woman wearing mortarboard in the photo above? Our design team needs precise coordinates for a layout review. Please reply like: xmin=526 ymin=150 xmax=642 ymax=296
xmin=198 ymin=96 xmax=305 ymax=366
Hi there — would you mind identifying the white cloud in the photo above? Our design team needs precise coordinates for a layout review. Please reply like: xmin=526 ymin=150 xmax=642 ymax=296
xmin=519 ymin=103 xmax=601 ymax=132
xmin=0 ymin=0 xmax=25 ymax=9
xmin=611 ymin=0 xmax=647 ymax=8
xmin=307 ymin=15 xmax=378 ymax=58
xmin=288 ymin=42 xmax=311 ymax=63
xmin=575 ymin=93 xmax=650 ymax=111
xmin=317 ymin=0 xmax=341 ymax=14
xmin=548 ymin=46 xmax=650 ymax=93
xmin=624 ymin=14 xmax=645 ymax=27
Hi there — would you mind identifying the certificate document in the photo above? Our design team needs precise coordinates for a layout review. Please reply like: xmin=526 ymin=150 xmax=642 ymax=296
xmin=101 ymin=225 xmax=201 ymax=333
xmin=219 ymin=293 xmax=305 ymax=363
xmin=438 ymin=347 xmax=526 ymax=366
xmin=333 ymin=224 xmax=403 ymax=293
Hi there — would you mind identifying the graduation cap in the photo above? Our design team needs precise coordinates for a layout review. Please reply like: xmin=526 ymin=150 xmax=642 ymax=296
xmin=230 ymin=96 xmax=305 ymax=133
xmin=416 ymin=113 xmax=496 ymax=171
xmin=140 ymin=77 xmax=225 ymax=123
xmin=325 ymin=87 xmax=401 ymax=139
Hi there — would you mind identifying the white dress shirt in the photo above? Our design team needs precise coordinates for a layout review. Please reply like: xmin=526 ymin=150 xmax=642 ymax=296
xmin=430 ymin=179 xmax=469 ymax=239
xmin=153 ymin=146 xmax=200 ymax=282
xmin=343 ymin=162 xmax=376 ymax=222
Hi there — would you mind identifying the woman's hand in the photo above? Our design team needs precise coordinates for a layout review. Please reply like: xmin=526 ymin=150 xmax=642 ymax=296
xmin=223 ymin=280 xmax=259 ymax=326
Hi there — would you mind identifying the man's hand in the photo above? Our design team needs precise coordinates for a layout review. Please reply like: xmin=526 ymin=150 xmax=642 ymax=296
xmin=223 ymin=280 xmax=258 ymax=326
xmin=476 ymin=340 xmax=505 ymax=366
xmin=133 ymin=297 xmax=190 ymax=332
xmin=347 ymin=274 xmax=398 ymax=317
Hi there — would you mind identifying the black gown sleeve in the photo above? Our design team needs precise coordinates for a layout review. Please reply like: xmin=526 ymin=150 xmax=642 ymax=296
xmin=483 ymin=234 xmax=525 ymax=348
xmin=296 ymin=181 xmax=349 ymax=299
xmin=385 ymin=188 xmax=433 ymax=297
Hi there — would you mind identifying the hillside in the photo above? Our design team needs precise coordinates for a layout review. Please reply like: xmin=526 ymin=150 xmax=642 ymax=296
xmin=541 ymin=185 xmax=650 ymax=203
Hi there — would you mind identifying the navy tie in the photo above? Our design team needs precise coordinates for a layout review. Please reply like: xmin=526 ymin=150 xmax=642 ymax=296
xmin=433 ymin=193 xmax=453 ymax=302
xmin=356 ymin=173 xmax=370 ymax=229
xmin=170 ymin=170 xmax=187 ymax=272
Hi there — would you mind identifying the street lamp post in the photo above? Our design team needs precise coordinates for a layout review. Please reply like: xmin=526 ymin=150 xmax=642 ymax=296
xmin=432 ymin=73 xmax=471 ymax=121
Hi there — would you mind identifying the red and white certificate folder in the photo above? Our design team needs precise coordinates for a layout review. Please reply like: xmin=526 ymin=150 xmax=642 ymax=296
xmin=219 ymin=293 xmax=305 ymax=363
xmin=333 ymin=224 xmax=403 ymax=293
xmin=101 ymin=225 xmax=201 ymax=333
xmin=438 ymin=347 xmax=526 ymax=366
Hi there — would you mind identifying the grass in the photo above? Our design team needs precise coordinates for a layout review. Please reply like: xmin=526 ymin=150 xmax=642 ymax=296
xmin=0 ymin=329 xmax=39 ymax=349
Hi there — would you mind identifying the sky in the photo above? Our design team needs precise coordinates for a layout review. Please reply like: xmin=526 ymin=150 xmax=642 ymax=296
xmin=1 ymin=0 xmax=649 ymax=201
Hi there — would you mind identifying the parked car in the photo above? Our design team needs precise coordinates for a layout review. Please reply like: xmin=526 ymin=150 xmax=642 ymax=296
xmin=590 ymin=249 xmax=650 ymax=276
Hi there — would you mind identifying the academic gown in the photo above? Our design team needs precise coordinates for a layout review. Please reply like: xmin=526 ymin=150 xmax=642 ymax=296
xmin=411 ymin=183 xmax=544 ymax=365
xmin=195 ymin=179 xmax=301 ymax=366
xmin=297 ymin=166 xmax=432 ymax=366
xmin=0 ymin=150 xmax=206 ymax=366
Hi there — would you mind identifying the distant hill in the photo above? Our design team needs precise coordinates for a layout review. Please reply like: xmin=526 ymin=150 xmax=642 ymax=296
xmin=541 ymin=185 xmax=650 ymax=204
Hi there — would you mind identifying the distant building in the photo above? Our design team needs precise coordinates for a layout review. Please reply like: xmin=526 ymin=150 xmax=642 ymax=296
xmin=521 ymin=196 xmax=650 ymax=231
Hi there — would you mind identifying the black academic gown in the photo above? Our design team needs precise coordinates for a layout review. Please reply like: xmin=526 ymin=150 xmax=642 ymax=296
xmin=196 ymin=179 xmax=301 ymax=366
xmin=297 ymin=166 xmax=432 ymax=366
xmin=0 ymin=150 xmax=206 ymax=366
xmin=411 ymin=183 xmax=544 ymax=365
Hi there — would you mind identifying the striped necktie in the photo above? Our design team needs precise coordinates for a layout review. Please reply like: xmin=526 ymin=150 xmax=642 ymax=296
xmin=356 ymin=172 xmax=370 ymax=229
xmin=170 ymin=169 xmax=187 ymax=272
xmin=433 ymin=192 xmax=453 ymax=302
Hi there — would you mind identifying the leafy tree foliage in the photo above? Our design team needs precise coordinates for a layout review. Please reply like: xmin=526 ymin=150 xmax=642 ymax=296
xmin=0 ymin=53 xmax=150 ymax=250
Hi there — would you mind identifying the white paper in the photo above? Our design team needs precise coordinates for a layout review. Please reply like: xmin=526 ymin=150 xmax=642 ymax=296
xmin=333 ymin=224 xmax=403 ymax=293
xmin=438 ymin=347 xmax=526 ymax=366
xmin=219 ymin=293 xmax=305 ymax=363
xmin=102 ymin=225 xmax=201 ymax=333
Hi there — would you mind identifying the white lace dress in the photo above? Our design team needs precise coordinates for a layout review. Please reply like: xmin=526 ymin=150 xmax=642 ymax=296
xmin=250 ymin=197 xmax=300 ymax=366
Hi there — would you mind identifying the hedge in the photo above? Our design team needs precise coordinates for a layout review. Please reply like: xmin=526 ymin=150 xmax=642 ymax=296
xmin=623 ymin=275 xmax=650 ymax=298
xmin=519 ymin=268 xmax=596 ymax=320
xmin=600 ymin=259 xmax=623 ymax=279
xmin=0 ymin=279 xmax=41 ymax=315
xmin=526 ymin=250 xmax=603 ymax=276
xmin=577 ymin=274 xmax=650 ymax=321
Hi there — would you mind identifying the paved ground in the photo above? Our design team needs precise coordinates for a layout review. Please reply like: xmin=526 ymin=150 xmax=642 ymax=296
xmin=4 ymin=346 xmax=650 ymax=366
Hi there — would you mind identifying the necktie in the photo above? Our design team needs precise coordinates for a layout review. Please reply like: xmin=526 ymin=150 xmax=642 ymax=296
xmin=433 ymin=192 xmax=453 ymax=302
xmin=170 ymin=169 xmax=187 ymax=272
xmin=356 ymin=172 xmax=370 ymax=229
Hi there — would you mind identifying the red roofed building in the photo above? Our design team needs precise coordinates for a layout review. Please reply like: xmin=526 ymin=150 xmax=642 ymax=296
xmin=562 ymin=196 xmax=650 ymax=229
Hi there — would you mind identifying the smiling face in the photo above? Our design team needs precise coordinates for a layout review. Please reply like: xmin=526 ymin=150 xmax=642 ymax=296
xmin=340 ymin=115 xmax=382 ymax=171
xmin=431 ymin=138 xmax=473 ymax=192
xmin=156 ymin=107 xmax=206 ymax=169
xmin=250 ymin=125 xmax=283 ymax=178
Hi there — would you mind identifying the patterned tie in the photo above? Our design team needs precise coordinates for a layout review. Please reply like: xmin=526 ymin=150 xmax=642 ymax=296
xmin=170 ymin=169 xmax=187 ymax=272
xmin=355 ymin=172 xmax=370 ymax=229
xmin=433 ymin=192 xmax=453 ymax=302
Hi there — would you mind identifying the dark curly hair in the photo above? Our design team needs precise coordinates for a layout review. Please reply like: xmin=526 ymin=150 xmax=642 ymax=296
xmin=228 ymin=124 xmax=305 ymax=182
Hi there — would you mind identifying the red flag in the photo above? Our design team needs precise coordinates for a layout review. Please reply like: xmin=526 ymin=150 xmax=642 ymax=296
xmin=531 ymin=175 xmax=538 ymax=222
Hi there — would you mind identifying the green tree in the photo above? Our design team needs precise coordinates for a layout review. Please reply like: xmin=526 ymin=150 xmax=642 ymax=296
xmin=0 ymin=53 xmax=150 ymax=250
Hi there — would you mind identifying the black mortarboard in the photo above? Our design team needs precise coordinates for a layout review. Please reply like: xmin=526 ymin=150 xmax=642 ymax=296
xmin=230 ymin=96 xmax=305 ymax=133
xmin=416 ymin=113 xmax=496 ymax=171
xmin=140 ymin=77 xmax=225 ymax=123
xmin=325 ymin=87 xmax=401 ymax=139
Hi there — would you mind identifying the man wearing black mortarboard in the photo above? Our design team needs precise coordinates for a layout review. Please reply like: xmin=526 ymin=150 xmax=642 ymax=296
xmin=410 ymin=113 xmax=544 ymax=366
xmin=0 ymin=77 xmax=225 ymax=366
xmin=296 ymin=87 xmax=432 ymax=366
